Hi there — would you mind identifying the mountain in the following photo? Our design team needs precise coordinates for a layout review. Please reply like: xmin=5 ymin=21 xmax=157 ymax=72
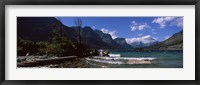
xmin=145 ymin=30 xmax=183 ymax=50
xmin=17 ymin=17 xmax=60 ymax=41
xmin=17 ymin=17 xmax=112 ymax=48
xmin=127 ymin=36 xmax=158 ymax=48
xmin=114 ymin=38 xmax=133 ymax=49
xmin=94 ymin=30 xmax=123 ymax=48
xmin=80 ymin=26 xmax=113 ymax=48
xmin=129 ymin=41 xmax=158 ymax=48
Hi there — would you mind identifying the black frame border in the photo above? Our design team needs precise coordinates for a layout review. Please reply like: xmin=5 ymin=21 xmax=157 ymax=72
xmin=0 ymin=0 xmax=200 ymax=85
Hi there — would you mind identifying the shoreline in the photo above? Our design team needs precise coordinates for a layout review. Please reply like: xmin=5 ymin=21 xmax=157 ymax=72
xmin=17 ymin=56 xmax=78 ymax=67
xmin=17 ymin=56 xmax=156 ymax=68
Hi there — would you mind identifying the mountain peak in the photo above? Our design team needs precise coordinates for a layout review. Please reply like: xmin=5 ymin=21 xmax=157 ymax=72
xmin=125 ymin=35 xmax=158 ymax=48
xmin=114 ymin=38 xmax=133 ymax=49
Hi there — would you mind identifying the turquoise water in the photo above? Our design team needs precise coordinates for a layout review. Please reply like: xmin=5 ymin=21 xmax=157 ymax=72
xmin=86 ymin=50 xmax=183 ymax=68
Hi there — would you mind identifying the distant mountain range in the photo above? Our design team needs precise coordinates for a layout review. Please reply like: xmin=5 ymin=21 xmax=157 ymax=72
xmin=17 ymin=17 xmax=183 ymax=50
xmin=143 ymin=30 xmax=183 ymax=50
xmin=127 ymin=37 xmax=159 ymax=48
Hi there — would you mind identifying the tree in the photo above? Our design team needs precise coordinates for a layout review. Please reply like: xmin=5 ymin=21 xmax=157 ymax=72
xmin=74 ymin=18 xmax=82 ymax=44
xmin=74 ymin=18 xmax=88 ymax=57
xmin=49 ymin=19 xmax=75 ymax=57
xmin=36 ymin=41 xmax=49 ymax=56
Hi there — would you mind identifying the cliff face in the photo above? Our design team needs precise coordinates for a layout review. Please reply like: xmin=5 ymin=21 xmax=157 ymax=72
xmin=114 ymin=38 xmax=133 ymax=49
xmin=80 ymin=26 xmax=113 ymax=48
xmin=94 ymin=30 xmax=124 ymax=48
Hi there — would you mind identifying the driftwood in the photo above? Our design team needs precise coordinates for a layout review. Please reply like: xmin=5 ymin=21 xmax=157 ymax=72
xmin=17 ymin=56 xmax=77 ymax=67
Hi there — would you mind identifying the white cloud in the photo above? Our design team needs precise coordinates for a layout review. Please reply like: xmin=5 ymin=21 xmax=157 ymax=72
xmin=152 ymin=17 xmax=176 ymax=28
xmin=91 ymin=26 xmax=96 ymax=30
xmin=126 ymin=35 xmax=157 ymax=44
xmin=152 ymin=32 xmax=157 ymax=35
xmin=101 ymin=28 xmax=118 ymax=39
xmin=138 ymin=34 xmax=143 ymax=36
xmin=152 ymin=17 xmax=183 ymax=28
xmin=151 ymin=29 xmax=155 ymax=32
xmin=171 ymin=17 xmax=183 ymax=28
xmin=164 ymin=35 xmax=172 ymax=40
xmin=130 ymin=21 xmax=151 ymax=31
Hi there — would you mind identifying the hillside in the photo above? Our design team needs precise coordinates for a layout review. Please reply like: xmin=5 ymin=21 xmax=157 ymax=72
xmin=144 ymin=30 xmax=183 ymax=50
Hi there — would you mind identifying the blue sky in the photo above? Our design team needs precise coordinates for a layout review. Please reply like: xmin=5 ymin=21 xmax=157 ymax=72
xmin=57 ymin=17 xmax=183 ymax=43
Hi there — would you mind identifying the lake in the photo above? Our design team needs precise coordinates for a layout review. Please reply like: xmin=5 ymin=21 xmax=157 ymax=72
xmin=86 ymin=49 xmax=183 ymax=68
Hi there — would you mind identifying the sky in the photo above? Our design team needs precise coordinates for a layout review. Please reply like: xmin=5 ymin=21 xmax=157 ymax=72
xmin=57 ymin=17 xmax=183 ymax=44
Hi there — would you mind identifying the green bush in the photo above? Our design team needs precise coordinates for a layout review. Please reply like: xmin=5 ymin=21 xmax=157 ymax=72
xmin=17 ymin=38 xmax=38 ymax=56
xmin=36 ymin=41 xmax=49 ymax=56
